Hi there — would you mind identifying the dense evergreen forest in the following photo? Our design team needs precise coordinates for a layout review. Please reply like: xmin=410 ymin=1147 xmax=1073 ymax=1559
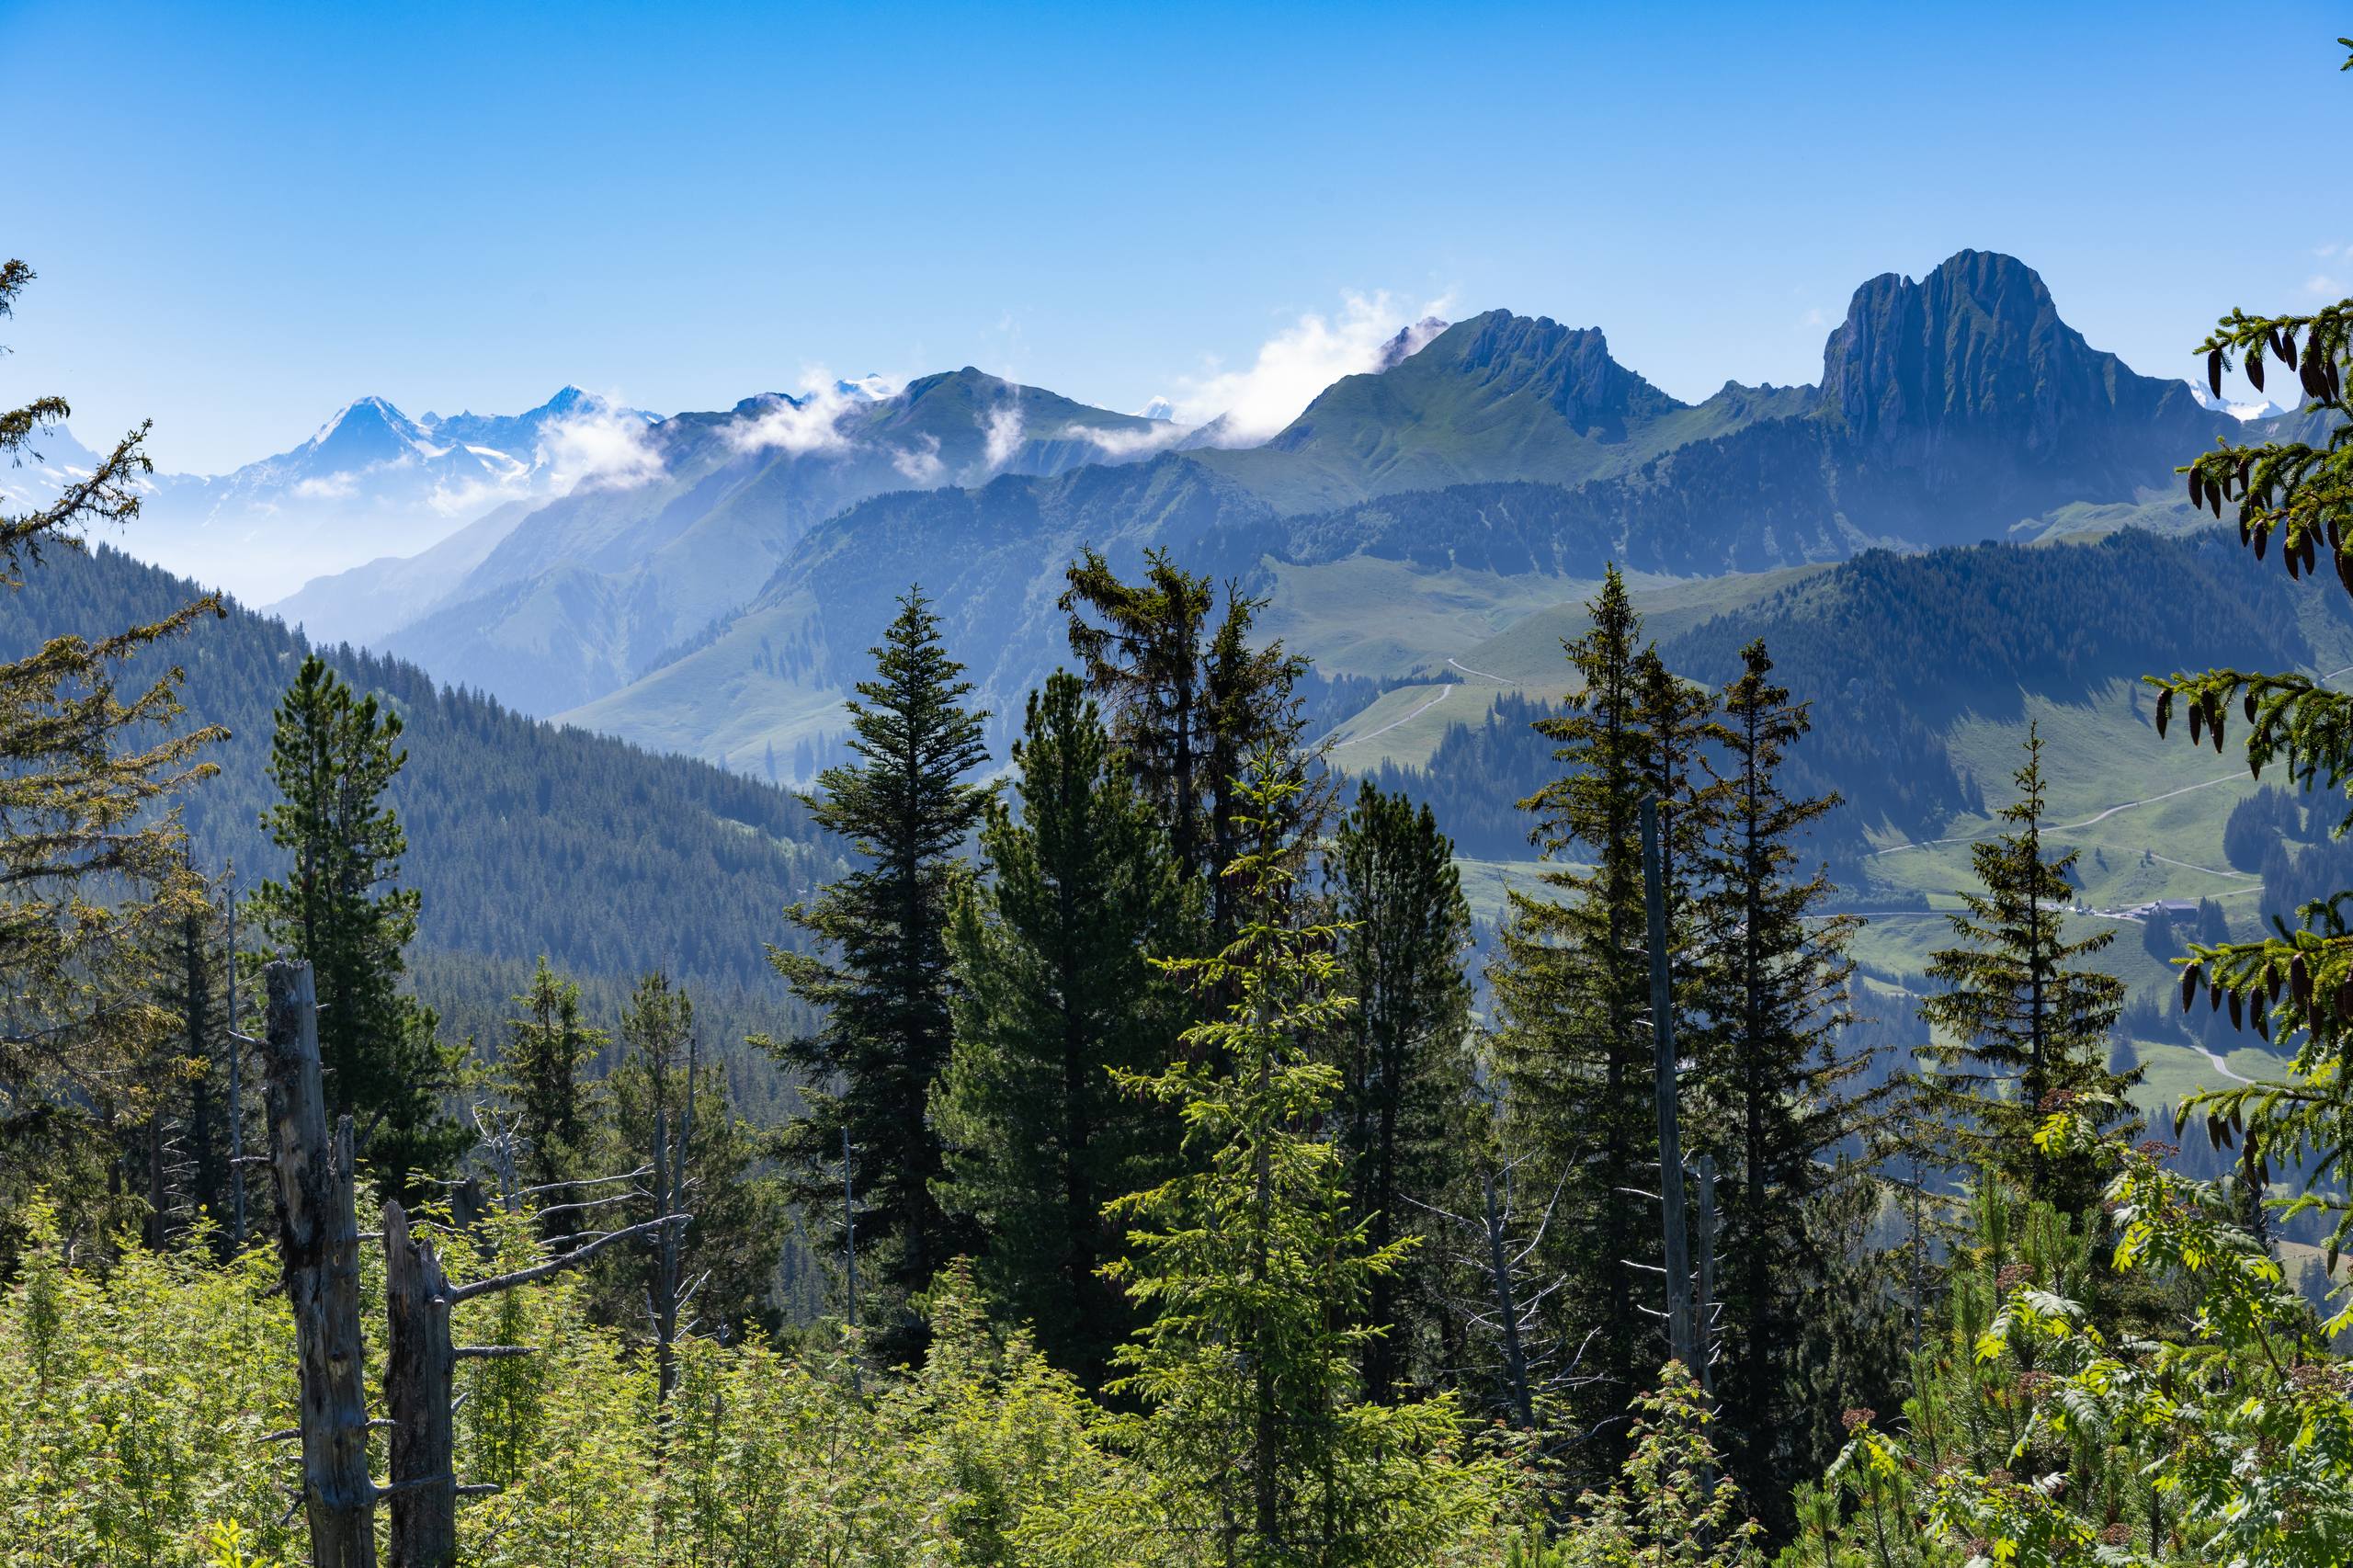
xmin=0 ymin=543 xmax=847 ymax=994
xmin=6 ymin=57 xmax=2353 ymax=1562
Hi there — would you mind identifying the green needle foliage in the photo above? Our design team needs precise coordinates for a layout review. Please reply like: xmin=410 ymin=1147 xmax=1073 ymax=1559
xmin=1915 ymin=727 xmax=2134 ymax=1216
xmin=769 ymin=588 xmax=993 ymax=1351
xmin=1101 ymin=751 xmax=1496 ymax=1566
xmin=1329 ymin=780 xmax=1476 ymax=1404
xmin=249 ymin=653 xmax=460 ymax=1188
xmin=1487 ymin=563 xmax=1672 ymax=1454
xmin=2141 ymin=49 xmax=2353 ymax=1256
xmin=1686 ymin=638 xmax=1881 ymax=1518
xmin=937 ymin=671 xmax=1200 ymax=1388
xmin=496 ymin=955 xmax=606 ymax=1200
xmin=0 ymin=260 xmax=223 ymax=1252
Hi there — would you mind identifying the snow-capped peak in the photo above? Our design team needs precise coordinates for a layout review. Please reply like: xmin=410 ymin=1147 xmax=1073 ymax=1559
xmin=2188 ymin=381 xmax=2294 ymax=423
xmin=1133 ymin=396 xmax=1177 ymax=422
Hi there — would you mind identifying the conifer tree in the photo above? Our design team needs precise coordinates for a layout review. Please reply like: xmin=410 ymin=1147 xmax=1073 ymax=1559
xmin=1328 ymin=781 xmax=1475 ymax=1403
xmin=249 ymin=653 xmax=458 ymax=1187
xmin=769 ymin=589 xmax=991 ymax=1346
xmin=0 ymin=259 xmax=222 ymax=1245
xmin=1104 ymin=751 xmax=1475 ymax=1564
xmin=131 ymin=889 xmax=234 ymax=1251
xmin=499 ymin=956 xmax=605 ymax=1199
xmin=1916 ymin=726 xmax=2134 ymax=1214
xmin=935 ymin=672 xmax=1199 ymax=1387
xmin=1062 ymin=548 xmax=1213 ymax=881
xmin=1686 ymin=638 xmax=1879 ymax=1517
xmin=1485 ymin=564 xmax=1660 ymax=1447
xmin=594 ymin=969 xmax=776 ymax=1382
xmin=1062 ymin=549 xmax=1305 ymax=936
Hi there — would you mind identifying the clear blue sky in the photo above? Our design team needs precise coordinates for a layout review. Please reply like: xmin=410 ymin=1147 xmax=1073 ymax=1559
xmin=4 ymin=0 xmax=2345 ymax=473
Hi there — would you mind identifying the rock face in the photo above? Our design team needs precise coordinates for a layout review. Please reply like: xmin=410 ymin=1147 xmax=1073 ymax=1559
xmin=1818 ymin=249 xmax=2211 ymax=459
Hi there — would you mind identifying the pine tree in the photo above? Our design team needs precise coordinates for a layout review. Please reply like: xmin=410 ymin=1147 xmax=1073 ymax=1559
xmin=249 ymin=653 xmax=458 ymax=1187
xmin=1103 ymin=751 xmax=1474 ymax=1565
xmin=1685 ymin=638 xmax=1880 ymax=1519
xmin=769 ymin=589 xmax=991 ymax=1349
xmin=1328 ymin=781 xmax=1475 ymax=1403
xmin=1916 ymin=726 xmax=2135 ymax=1214
xmin=499 ymin=956 xmax=605 ymax=1199
xmin=1485 ymin=564 xmax=1660 ymax=1448
xmin=0 ymin=258 xmax=223 ymax=1247
xmin=935 ymin=673 xmax=1199 ymax=1387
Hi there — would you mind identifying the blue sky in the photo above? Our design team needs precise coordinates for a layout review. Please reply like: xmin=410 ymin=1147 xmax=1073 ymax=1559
xmin=4 ymin=0 xmax=2346 ymax=473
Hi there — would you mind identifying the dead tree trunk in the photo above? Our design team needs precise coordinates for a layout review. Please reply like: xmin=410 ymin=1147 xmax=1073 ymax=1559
xmin=377 ymin=1194 xmax=688 ymax=1567
xmin=383 ymin=1202 xmax=459 ymax=1568
xmin=261 ymin=960 xmax=378 ymax=1568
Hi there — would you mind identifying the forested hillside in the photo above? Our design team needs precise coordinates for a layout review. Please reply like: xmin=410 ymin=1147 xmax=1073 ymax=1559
xmin=0 ymin=544 xmax=844 ymax=993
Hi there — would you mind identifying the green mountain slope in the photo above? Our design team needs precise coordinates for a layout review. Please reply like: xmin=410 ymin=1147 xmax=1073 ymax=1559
xmin=0 ymin=546 xmax=845 ymax=994
xmin=370 ymin=371 xmax=1168 ymax=713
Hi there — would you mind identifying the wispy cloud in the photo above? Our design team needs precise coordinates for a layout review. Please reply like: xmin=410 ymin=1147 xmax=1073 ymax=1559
xmin=293 ymin=472 xmax=359 ymax=501
xmin=1165 ymin=290 xmax=1454 ymax=447
xmin=1797 ymin=306 xmax=1833 ymax=330
xmin=2308 ymin=273 xmax=2347 ymax=299
xmin=541 ymin=405 xmax=665 ymax=491
xmin=726 ymin=369 xmax=870 ymax=457
xmin=1064 ymin=421 xmax=1188 ymax=460
xmin=892 ymin=434 xmax=946 ymax=483
xmin=981 ymin=403 xmax=1025 ymax=472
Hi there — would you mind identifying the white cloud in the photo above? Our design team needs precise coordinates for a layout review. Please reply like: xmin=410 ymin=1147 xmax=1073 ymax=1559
xmin=540 ymin=406 xmax=666 ymax=491
xmin=2308 ymin=273 xmax=2347 ymax=299
xmin=1064 ymin=420 xmax=1187 ymax=460
xmin=892 ymin=434 xmax=946 ymax=483
xmin=1797 ymin=306 xmax=1833 ymax=330
xmin=2316 ymin=242 xmax=2344 ymax=258
xmin=1167 ymin=290 xmax=1454 ymax=446
xmin=981 ymin=403 xmax=1025 ymax=472
xmin=293 ymin=472 xmax=359 ymax=501
xmin=726 ymin=369 xmax=873 ymax=458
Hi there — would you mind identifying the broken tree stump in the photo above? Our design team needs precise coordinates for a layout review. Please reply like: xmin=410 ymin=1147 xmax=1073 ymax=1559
xmin=261 ymin=959 xmax=378 ymax=1568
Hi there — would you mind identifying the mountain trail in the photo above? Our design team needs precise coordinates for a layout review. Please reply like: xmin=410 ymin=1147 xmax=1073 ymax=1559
xmin=1330 ymin=684 xmax=1452 ymax=749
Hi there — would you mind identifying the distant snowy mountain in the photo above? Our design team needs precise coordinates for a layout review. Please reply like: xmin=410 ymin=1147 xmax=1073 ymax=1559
xmin=99 ymin=387 xmax=660 ymax=604
xmin=2188 ymin=381 xmax=2295 ymax=423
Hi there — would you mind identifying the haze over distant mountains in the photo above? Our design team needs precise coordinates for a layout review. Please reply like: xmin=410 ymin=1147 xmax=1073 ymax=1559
xmin=10 ymin=250 xmax=2326 ymax=773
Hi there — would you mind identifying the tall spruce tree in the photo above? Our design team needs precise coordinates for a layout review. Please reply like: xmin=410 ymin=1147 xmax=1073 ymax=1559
xmin=1062 ymin=549 xmax=1304 ymax=935
xmin=1328 ymin=781 xmax=1475 ymax=1404
xmin=1686 ymin=638 xmax=1879 ymax=1519
xmin=1062 ymin=548 xmax=1213 ymax=881
xmin=1485 ymin=564 xmax=1661 ymax=1450
xmin=249 ymin=653 xmax=457 ymax=1187
xmin=1101 ymin=752 xmax=1477 ymax=1565
xmin=1916 ymin=726 xmax=2135 ymax=1214
xmin=0 ymin=259 xmax=222 ymax=1249
xmin=935 ymin=672 xmax=1199 ymax=1387
xmin=769 ymin=589 xmax=991 ymax=1348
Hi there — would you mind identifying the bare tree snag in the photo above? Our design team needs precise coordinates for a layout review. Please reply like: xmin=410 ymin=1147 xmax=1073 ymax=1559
xmin=261 ymin=959 xmax=378 ymax=1568
xmin=383 ymin=1201 xmax=459 ymax=1568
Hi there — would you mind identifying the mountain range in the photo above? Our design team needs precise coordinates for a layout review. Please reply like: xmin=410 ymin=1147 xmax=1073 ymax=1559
xmin=559 ymin=250 xmax=2318 ymax=771
xmin=22 ymin=249 xmax=2326 ymax=778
